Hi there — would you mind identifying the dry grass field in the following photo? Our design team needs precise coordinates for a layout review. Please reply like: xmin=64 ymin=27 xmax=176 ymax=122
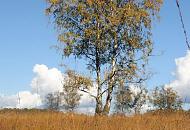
xmin=0 ymin=109 xmax=190 ymax=130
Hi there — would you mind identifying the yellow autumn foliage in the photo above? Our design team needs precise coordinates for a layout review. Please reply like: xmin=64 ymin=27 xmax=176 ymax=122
xmin=49 ymin=0 xmax=59 ymax=4
xmin=87 ymin=0 xmax=93 ymax=6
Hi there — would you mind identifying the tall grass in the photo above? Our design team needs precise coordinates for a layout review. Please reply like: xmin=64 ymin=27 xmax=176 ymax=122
xmin=0 ymin=109 xmax=189 ymax=130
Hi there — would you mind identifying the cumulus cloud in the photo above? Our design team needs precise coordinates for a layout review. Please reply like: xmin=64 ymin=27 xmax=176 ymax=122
xmin=77 ymin=87 xmax=96 ymax=114
xmin=31 ymin=64 xmax=64 ymax=97
xmin=166 ymin=51 xmax=190 ymax=101
xmin=0 ymin=64 xmax=95 ymax=113
xmin=30 ymin=64 xmax=96 ymax=112
xmin=79 ymin=87 xmax=96 ymax=107
xmin=0 ymin=92 xmax=42 ymax=109
xmin=16 ymin=91 xmax=42 ymax=108
xmin=0 ymin=94 xmax=17 ymax=108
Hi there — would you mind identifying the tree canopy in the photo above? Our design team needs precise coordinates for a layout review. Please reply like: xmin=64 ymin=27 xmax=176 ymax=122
xmin=151 ymin=86 xmax=182 ymax=110
xmin=46 ymin=0 xmax=163 ymax=115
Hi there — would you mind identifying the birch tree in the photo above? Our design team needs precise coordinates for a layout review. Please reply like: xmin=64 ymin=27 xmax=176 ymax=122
xmin=46 ymin=0 xmax=162 ymax=115
xmin=115 ymin=83 xmax=148 ymax=114
xmin=63 ymin=70 xmax=92 ymax=111
xmin=151 ymin=86 xmax=183 ymax=110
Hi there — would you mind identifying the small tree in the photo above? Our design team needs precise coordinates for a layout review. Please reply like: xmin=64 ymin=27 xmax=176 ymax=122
xmin=62 ymin=70 xmax=81 ymax=111
xmin=44 ymin=70 xmax=92 ymax=111
xmin=150 ymin=86 xmax=182 ymax=110
xmin=62 ymin=86 xmax=80 ymax=111
xmin=44 ymin=92 xmax=62 ymax=110
xmin=131 ymin=86 xmax=148 ymax=114
xmin=115 ymin=84 xmax=132 ymax=114
xmin=62 ymin=70 xmax=93 ymax=111
xmin=115 ymin=83 xmax=148 ymax=114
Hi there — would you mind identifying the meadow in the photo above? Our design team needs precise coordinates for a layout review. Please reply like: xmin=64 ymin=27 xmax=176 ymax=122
xmin=0 ymin=109 xmax=190 ymax=130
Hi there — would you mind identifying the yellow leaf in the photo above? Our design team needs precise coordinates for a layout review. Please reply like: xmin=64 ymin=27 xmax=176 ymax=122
xmin=87 ymin=0 xmax=93 ymax=6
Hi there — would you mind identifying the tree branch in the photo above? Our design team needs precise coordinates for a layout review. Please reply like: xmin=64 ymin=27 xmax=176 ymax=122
xmin=78 ymin=87 xmax=97 ymax=99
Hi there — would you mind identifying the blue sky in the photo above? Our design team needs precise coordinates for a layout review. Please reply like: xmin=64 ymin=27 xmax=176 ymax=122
xmin=0 ymin=0 xmax=189 ymax=95
xmin=149 ymin=0 xmax=190 ymax=87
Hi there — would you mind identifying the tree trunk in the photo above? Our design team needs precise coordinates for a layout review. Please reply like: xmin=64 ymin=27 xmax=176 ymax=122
xmin=103 ymin=85 xmax=114 ymax=115
xmin=94 ymin=18 xmax=104 ymax=115
xmin=94 ymin=27 xmax=103 ymax=115
xmin=95 ymin=66 xmax=103 ymax=115
xmin=102 ymin=0 xmax=118 ymax=115
xmin=102 ymin=60 xmax=115 ymax=115
xmin=103 ymin=36 xmax=118 ymax=115
xmin=95 ymin=96 xmax=102 ymax=115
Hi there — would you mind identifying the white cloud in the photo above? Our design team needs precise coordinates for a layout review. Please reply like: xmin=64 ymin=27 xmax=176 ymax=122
xmin=0 ymin=94 xmax=17 ymax=108
xmin=16 ymin=91 xmax=42 ymax=109
xmin=166 ymin=51 xmax=190 ymax=101
xmin=129 ymin=85 xmax=150 ymax=113
xmin=79 ymin=86 xmax=96 ymax=107
xmin=0 ymin=92 xmax=42 ymax=109
xmin=0 ymin=64 xmax=96 ymax=113
xmin=31 ymin=64 xmax=64 ymax=97
xmin=77 ymin=87 xmax=96 ymax=114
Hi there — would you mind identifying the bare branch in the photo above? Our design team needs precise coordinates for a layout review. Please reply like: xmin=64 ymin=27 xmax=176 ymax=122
xmin=78 ymin=87 xmax=97 ymax=99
